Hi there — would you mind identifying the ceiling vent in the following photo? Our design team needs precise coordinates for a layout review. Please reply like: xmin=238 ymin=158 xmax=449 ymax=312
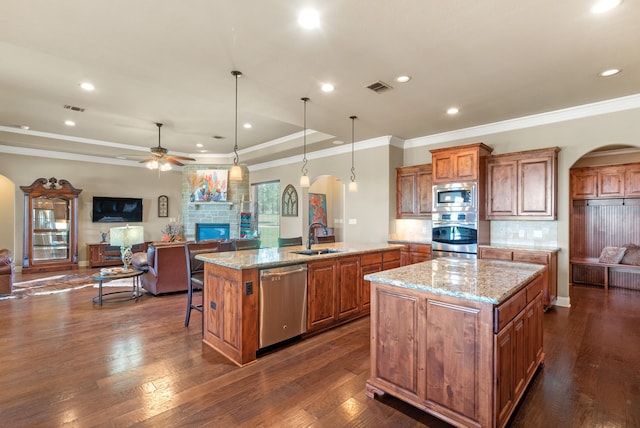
xmin=366 ymin=80 xmax=393 ymax=93
xmin=63 ymin=104 xmax=85 ymax=112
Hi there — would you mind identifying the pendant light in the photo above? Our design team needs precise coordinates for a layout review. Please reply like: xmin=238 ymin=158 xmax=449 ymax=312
xmin=300 ymin=97 xmax=310 ymax=188
xmin=229 ymin=70 xmax=243 ymax=181
xmin=349 ymin=115 xmax=358 ymax=192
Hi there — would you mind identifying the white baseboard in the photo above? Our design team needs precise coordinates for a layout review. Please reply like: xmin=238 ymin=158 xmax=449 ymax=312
xmin=555 ymin=296 xmax=571 ymax=308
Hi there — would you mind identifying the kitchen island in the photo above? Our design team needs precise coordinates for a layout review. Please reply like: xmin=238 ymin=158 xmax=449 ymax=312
xmin=365 ymin=257 xmax=545 ymax=428
xmin=195 ymin=242 xmax=402 ymax=366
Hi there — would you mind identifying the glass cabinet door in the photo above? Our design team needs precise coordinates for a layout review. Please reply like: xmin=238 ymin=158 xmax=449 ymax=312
xmin=31 ymin=196 xmax=71 ymax=263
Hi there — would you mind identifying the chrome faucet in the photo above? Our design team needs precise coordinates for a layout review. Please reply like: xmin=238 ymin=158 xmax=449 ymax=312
xmin=307 ymin=222 xmax=328 ymax=250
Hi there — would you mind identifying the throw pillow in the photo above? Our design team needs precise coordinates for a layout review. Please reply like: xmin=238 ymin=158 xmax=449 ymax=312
xmin=620 ymin=244 xmax=640 ymax=266
xmin=598 ymin=246 xmax=627 ymax=264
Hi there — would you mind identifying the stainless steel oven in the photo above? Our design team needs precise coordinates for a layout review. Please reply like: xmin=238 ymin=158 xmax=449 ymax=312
xmin=431 ymin=211 xmax=478 ymax=258
xmin=432 ymin=182 xmax=477 ymax=212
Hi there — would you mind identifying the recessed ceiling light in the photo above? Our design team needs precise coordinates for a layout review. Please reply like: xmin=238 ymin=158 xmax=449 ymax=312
xmin=396 ymin=75 xmax=411 ymax=83
xmin=333 ymin=140 xmax=344 ymax=145
xmin=599 ymin=68 xmax=621 ymax=77
xmin=298 ymin=8 xmax=320 ymax=29
xmin=243 ymin=123 xmax=252 ymax=129
xmin=80 ymin=82 xmax=95 ymax=91
xmin=20 ymin=125 xmax=30 ymax=130
xmin=199 ymin=149 xmax=208 ymax=153
xmin=64 ymin=120 xmax=76 ymax=126
xmin=321 ymin=83 xmax=335 ymax=92
xmin=591 ymin=0 xmax=622 ymax=13
xmin=196 ymin=143 xmax=203 ymax=148
xmin=447 ymin=107 xmax=459 ymax=115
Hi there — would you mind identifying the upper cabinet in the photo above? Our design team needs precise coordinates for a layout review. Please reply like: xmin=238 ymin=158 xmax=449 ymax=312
xmin=571 ymin=163 xmax=640 ymax=200
xmin=20 ymin=177 xmax=82 ymax=273
xmin=486 ymin=147 xmax=559 ymax=220
xmin=396 ymin=164 xmax=432 ymax=218
xmin=430 ymin=142 xmax=493 ymax=184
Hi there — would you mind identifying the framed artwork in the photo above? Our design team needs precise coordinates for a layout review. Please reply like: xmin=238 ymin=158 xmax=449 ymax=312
xmin=282 ymin=184 xmax=298 ymax=217
xmin=308 ymin=193 xmax=327 ymax=225
xmin=158 ymin=195 xmax=168 ymax=217
xmin=186 ymin=169 xmax=228 ymax=202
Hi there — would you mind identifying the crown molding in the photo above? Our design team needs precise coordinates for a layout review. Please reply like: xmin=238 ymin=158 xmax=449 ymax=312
xmin=404 ymin=93 xmax=640 ymax=149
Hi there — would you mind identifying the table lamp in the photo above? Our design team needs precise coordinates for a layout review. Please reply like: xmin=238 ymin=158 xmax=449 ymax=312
xmin=109 ymin=225 xmax=144 ymax=271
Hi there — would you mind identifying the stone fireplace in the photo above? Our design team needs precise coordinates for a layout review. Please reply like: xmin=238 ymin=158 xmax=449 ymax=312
xmin=181 ymin=165 xmax=250 ymax=241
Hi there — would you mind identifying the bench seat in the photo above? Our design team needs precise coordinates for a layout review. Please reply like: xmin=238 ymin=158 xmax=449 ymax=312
xmin=570 ymin=257 xmax=640 ymax=290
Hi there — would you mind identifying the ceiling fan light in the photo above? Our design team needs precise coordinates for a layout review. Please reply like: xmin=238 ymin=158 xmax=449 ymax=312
xmin=300 ymin=175 xmax=310 ymax=188
xmin=229 ymin=164 xmax=242 ymax=181
xmin=160 ymin=162 xmax=172 ymax=171
xmin=147 ymin=160 xmax=159 ymax=170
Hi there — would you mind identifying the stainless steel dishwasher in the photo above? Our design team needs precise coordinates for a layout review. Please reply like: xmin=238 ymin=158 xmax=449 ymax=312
xmin=259 ymin=264 xmax=308 ymax=349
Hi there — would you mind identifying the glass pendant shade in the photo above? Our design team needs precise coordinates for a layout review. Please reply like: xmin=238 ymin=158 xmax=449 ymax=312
xmin=348 ymin=181 xmax=358 ymax=192
xmin=300 ymin=175 xmax=310 ymax=188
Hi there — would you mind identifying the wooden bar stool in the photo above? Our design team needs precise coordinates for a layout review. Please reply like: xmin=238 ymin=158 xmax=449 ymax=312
xmin=184 ymin=241 xmax=219 ymax=328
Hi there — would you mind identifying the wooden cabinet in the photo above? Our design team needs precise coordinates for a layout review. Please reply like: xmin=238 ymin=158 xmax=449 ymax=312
xmin=486 ymin=147 xmax=559 ymax=220
xmin=307 ymin=260 xmax=337 ymax=331
xmin=336 ymin=255 xmax=361 ymax=320
xmin=203 ymin=263 xmax=259 ymax=367
xmin=626 ymin=165 xmax=640 ymax=197
xmin=20 ymin=177 xmax=82 ymax=273
xmin=367 ymin=272 xmax=544 ymax=428
xmin=399 ymin=243 xmax=431 ymax=266
xmin=478 ymin=246 xmax=557 ymax=309
xmin=361 ymin=252 xmax=382 ymax=311
xmin=430 ymin=142 xmax=493 ymax=184
xmin=571 ymin=163 xmax=640 ymax=199
xmin=494 ymin=276 xmax=543 ymax=428
xmin=396 ymin=164 xmax=432 ymax=218
xmin=87 ymin=242 xmax=149 ymax=268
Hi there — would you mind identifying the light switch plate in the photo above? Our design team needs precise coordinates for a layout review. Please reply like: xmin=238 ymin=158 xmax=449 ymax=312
xmin=348 ymin=218 xmax=357 ymax=225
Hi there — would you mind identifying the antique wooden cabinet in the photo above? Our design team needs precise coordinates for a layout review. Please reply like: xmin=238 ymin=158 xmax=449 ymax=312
xmin=430 ymin=142 xmax=493 ymax=184
xmin=396 ymin=164 xmax=432 ymax=218
xmin=21 ymin=177 xmax=82 ymax=273
xmin=486 ymin=147 xmax=559 ymax=220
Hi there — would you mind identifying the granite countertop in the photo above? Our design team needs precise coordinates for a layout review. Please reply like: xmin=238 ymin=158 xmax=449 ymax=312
xmin=195 ymin=242 xmax=404 ymax=270
xmin=479 ymin=243 xmax=560 ymax=252
xmin=364 ymin=257 xmax=545 ymax=304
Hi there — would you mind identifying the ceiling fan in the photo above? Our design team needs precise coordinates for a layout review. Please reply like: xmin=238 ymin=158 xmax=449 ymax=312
xmin=140 ymin=122 xmax=195 ymax=170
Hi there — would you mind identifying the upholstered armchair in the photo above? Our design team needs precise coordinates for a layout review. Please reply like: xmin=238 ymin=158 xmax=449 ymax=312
xmin=0 ymin=249 xmax=15 ymax=295
xmin=135 ymin=243 xmax=189 ymax=295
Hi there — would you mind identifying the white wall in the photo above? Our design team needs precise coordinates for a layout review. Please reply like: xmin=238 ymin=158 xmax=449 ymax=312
xmin=0 ymin=153 xmax=182 ymax=269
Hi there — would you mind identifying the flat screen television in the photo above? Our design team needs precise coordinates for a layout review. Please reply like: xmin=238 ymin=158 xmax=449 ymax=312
xmin=92 ymin=196 xmax=143 ymax=223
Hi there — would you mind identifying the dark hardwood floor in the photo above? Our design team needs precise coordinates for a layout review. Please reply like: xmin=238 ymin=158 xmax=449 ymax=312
xmin=1 ymin=270 xmax=639 ymax=427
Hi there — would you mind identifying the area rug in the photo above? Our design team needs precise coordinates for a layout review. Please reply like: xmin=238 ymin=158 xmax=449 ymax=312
xmin=1 ymin=274 xmax=136 ymax=300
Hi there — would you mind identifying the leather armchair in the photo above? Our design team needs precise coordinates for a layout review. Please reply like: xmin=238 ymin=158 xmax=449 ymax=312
xmin=137 ymin=243 xmax=189 ymax=295
xmin=0 ymin=249 xmax=15 ymax=295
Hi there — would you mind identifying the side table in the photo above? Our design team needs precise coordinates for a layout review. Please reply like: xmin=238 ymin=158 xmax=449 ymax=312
xmin=92 ymin=269 xmax=144 ymax=305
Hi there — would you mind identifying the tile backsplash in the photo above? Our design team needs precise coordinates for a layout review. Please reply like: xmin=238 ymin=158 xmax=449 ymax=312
xmin=490 ymin=221 xmax=558 ymax=248
xmin=390 ymin=219 xmax=432 ymax=241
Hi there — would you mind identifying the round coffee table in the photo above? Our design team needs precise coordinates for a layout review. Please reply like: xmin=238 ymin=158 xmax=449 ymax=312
xmin=92 ymin=269 xmax=144 ymax=305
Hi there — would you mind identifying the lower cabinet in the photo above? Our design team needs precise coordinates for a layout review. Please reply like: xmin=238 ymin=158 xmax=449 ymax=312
xmin=87 ymin=242 xmax=149 ymax=268
xmin=478 ymin=246 xmax=557 ymax=309
xmin=367 ymin=273 xmax=544 ymax=428
xmin=307 ymin=249 xmax=402 ymax=333
xmin=400 ymin=243 xmax=432 ymax=266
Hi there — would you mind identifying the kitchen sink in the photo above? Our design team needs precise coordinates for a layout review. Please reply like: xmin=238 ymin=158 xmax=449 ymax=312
xmin=291 ymin=248 xmax=343 ymax=256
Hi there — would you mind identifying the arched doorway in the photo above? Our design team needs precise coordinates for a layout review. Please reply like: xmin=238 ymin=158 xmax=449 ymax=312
xmin=568 ymin=144 xmax=640 ymax=290
xmin=308 ymin=175 xmax=345 ymax=242
xmin=0 ymin=175 xmax=16 ymax=256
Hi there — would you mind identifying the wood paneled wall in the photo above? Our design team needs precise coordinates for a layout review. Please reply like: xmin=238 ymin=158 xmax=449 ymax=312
xmin=571 ymin=199 xmax=640 ymax=289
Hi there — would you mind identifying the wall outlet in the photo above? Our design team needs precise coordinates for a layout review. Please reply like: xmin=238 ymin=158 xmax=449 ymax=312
xmin=348 ymin=218 xmax=357 ymax=225
xmin=422 ymin=227 xmax=428 ymax=233
xmin=533 ymin=230 xmax=543 ymax=238
xmin=519 ymin=230 xmax=525 ymax=238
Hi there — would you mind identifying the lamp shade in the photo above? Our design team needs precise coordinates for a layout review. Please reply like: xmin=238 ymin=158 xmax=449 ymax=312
xmin=348 ymin=181 xmax=358 ymax=192
xmin=300 ymin=175 xmax=310 ymax=188
xmin=110 ymin=225 xmax=144 ymax=248
xmin=229 ymin=164 xmax=242 ymax=181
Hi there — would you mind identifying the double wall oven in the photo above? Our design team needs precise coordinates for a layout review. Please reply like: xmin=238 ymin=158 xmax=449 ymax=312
xmin=431 ymin=182 xmax=483 ymax=259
